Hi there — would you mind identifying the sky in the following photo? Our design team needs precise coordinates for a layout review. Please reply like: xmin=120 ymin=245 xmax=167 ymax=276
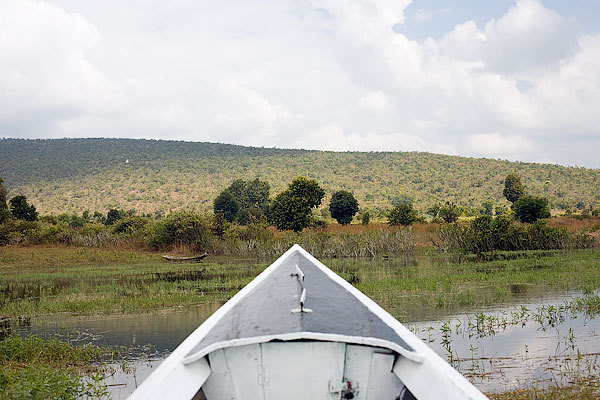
xmin=1 ymin=0 xmax=600 ymax=168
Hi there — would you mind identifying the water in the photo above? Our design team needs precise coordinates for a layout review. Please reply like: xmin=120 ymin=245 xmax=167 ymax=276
xmin=408 ymin=293 xmax=600 ymax=392
xmin=12 ymin=290 xmax=598 ymax=397
xmin=5 ymin=251 xmax=599 ymax=397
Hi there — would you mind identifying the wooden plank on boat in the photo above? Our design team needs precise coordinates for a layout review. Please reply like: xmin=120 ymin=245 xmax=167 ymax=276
xmin=162 ymin=253 xmax=208 ymax=263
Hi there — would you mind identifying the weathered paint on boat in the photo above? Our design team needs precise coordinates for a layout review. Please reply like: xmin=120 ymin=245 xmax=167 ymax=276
xmin=130 ymin=244 xmax=488 ymax=399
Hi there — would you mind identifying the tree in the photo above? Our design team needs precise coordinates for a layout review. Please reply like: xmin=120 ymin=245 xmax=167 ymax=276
xmin=0 ymin=178 xmax=9 ymax=223
xmin=213 ymin=190 xmax=239 ymax=223
xmin=329 ymin=190 xmax=359 ymax=225
xmin=513 ymin=195 xmax=551 ymax=223
xmin=270 ymin=177 xmax=324 ymax=231
xmin=388 ymin=203 xmax=419 ymax=226
xmin=438 ymin=202 xmax=460 ymax=223
xmin=218 ymin=178 xmax=270 ymax=224
xmin=9 ymin=195 xmax=38 ymax=221
xmin=503 ymin=174 xmax=525 ymax=205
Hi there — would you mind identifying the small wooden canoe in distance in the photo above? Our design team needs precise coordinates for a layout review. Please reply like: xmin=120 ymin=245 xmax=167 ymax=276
xmin=162 ymin=253 xmax=208 ymax=263
xmin=131 ymin=245 xmax=488 ymax=399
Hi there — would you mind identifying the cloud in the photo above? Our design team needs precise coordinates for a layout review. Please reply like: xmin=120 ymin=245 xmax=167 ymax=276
xmin=411 ymin=8 xmax=450 ymax=23
xmin=358 ymin=90 xmax=392 ymax=113
xmin=468 ymin=133 xmax=535 ymax=156
xmin=0 ymin=0 xmax=110 ymax=130
xmin=1 ymin=0 xmax=599 ymax=167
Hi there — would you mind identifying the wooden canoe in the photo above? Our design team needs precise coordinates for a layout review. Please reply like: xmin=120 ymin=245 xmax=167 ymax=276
xmin=162 ymin=253 xmax=208 ymax=263
xmin=131 ymin=244 xmax=487 ymax=399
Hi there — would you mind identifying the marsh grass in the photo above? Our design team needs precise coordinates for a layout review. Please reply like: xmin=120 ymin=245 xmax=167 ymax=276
xmin=2 ymin=247 xmax=600 ymax=318
xmin=0 ymin=246 xmax=266 ymax=317
xmin=487 ymin=378 xmax=600 ymax=399
xmin=335 ymin=249 xmax=600 ymax=320
xmin=0 ymin=334 xmax=121 ymax=399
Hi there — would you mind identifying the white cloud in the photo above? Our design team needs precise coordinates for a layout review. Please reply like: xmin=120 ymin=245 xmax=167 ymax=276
xmin=0 ymin=0 xmax=110 ymax=128
xmin=0 ymin=0 xmax=599 ymax=167
xmin=468 ymin=133 xmax=535 ymax=156
xmin=358 ymin=90 xmax=392 ymax=113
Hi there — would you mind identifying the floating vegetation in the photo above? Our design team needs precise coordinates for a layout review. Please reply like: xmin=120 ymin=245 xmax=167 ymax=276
xmin=411 ymin=293 xmax=600 ymax=393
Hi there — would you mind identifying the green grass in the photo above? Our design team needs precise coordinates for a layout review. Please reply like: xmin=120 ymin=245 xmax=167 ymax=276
xmin=0 ymin=335 xmax=120 ymax=400
xmin=331 ymin=249 xmax=600 ymax=320
xmin=1 ymin=246 xmax=600 ymax=319
xmin=0 ymin=246 xmax=266 ymax=317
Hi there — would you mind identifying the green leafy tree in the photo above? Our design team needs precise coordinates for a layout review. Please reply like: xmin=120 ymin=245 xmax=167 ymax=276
xmin=438 ymin=202 xmax=460 ymax=223
xmin=219 ymin=178 xmax=270 ymax=224
xmin=9 ymin=195 xmax=38 ymax=221
xmin=329 ymin=190 xmax=359 ymax=225
xmin=503 ymin=174 xmax=525 ymax=205
xmin=213 ymin=190 xmax=239 ymax=222
xmin=513 ymin=195 xmax=551 ymax=223
xmin=270 ymin=177 xmax=324 ymax=231
xmin=388 ymin=203 xmax=419 ymax=226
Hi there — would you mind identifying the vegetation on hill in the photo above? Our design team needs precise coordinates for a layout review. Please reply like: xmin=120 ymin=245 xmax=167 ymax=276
xmin=1 ymin=138 xmax=599 ymax=216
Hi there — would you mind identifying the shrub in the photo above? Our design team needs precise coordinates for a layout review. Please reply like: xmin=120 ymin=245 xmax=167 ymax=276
xmin=112 ymin=216 xmax=150 ymax=234
xmin=438 ymin=202 xmax=460 ymax=223
xmin=388 ymin=203 xmax=419 ymax=226
xmin=435 ymin=215 xmax=595 ymax=253
xmin=513 ymin=195 xmax=551 ymax=223
xmin=360 ymin=211 xmax=371 ymax=225
xmin=145 ymin=210 xmax=213 ymax=250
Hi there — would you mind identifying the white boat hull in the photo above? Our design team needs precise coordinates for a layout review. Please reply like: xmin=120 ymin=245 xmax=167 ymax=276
xmin=200 ymin=342 xmax=406 ymax=400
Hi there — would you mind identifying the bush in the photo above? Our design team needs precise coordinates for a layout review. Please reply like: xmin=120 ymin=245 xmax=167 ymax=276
xmin=513 ymin=195 xmax=551 ymax=223
xmin=435 ymin=215 xmax=595 ymax=253
xmin=236 ymin=206 xmax=266 ymax=225
xmin=360 ymin=211 xmax=370 ymax=225
xmin=112 ymin=216 xmax=150 ymax=234
xmin=388 ymin=203 xmax=419 ymax=226
xmin=438 ymin=202 xmax=460 ymax=223
xmin=145 ymin=210 xmax=213 ymax=250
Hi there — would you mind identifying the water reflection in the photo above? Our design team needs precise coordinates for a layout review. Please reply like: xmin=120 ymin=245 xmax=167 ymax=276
xmin=408 ymin=293 xmax=600 ymax=392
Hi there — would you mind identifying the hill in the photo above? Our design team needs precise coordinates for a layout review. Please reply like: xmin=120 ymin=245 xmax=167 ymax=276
xmin=0 ymin=138 xmax=598 ymax=216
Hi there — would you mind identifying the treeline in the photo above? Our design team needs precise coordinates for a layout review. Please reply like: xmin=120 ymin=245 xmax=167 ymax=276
xmin=2 ymin=138 xmax=600 ymax=216
xmin=1 ymin=174 xmax=598 ymax=256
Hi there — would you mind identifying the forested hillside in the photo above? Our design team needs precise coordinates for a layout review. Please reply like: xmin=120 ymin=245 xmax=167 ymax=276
xmin=1 ymin=138 xmax=598 ymax=215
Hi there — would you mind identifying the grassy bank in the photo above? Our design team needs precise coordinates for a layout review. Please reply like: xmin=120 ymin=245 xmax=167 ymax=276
xmin=0 ymin=334 xmax=120 ymax=399
xmin=1 ymin=246 xmax=599 ymax=318
xmin=488 ymin=379 xmax=600 ymax=400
